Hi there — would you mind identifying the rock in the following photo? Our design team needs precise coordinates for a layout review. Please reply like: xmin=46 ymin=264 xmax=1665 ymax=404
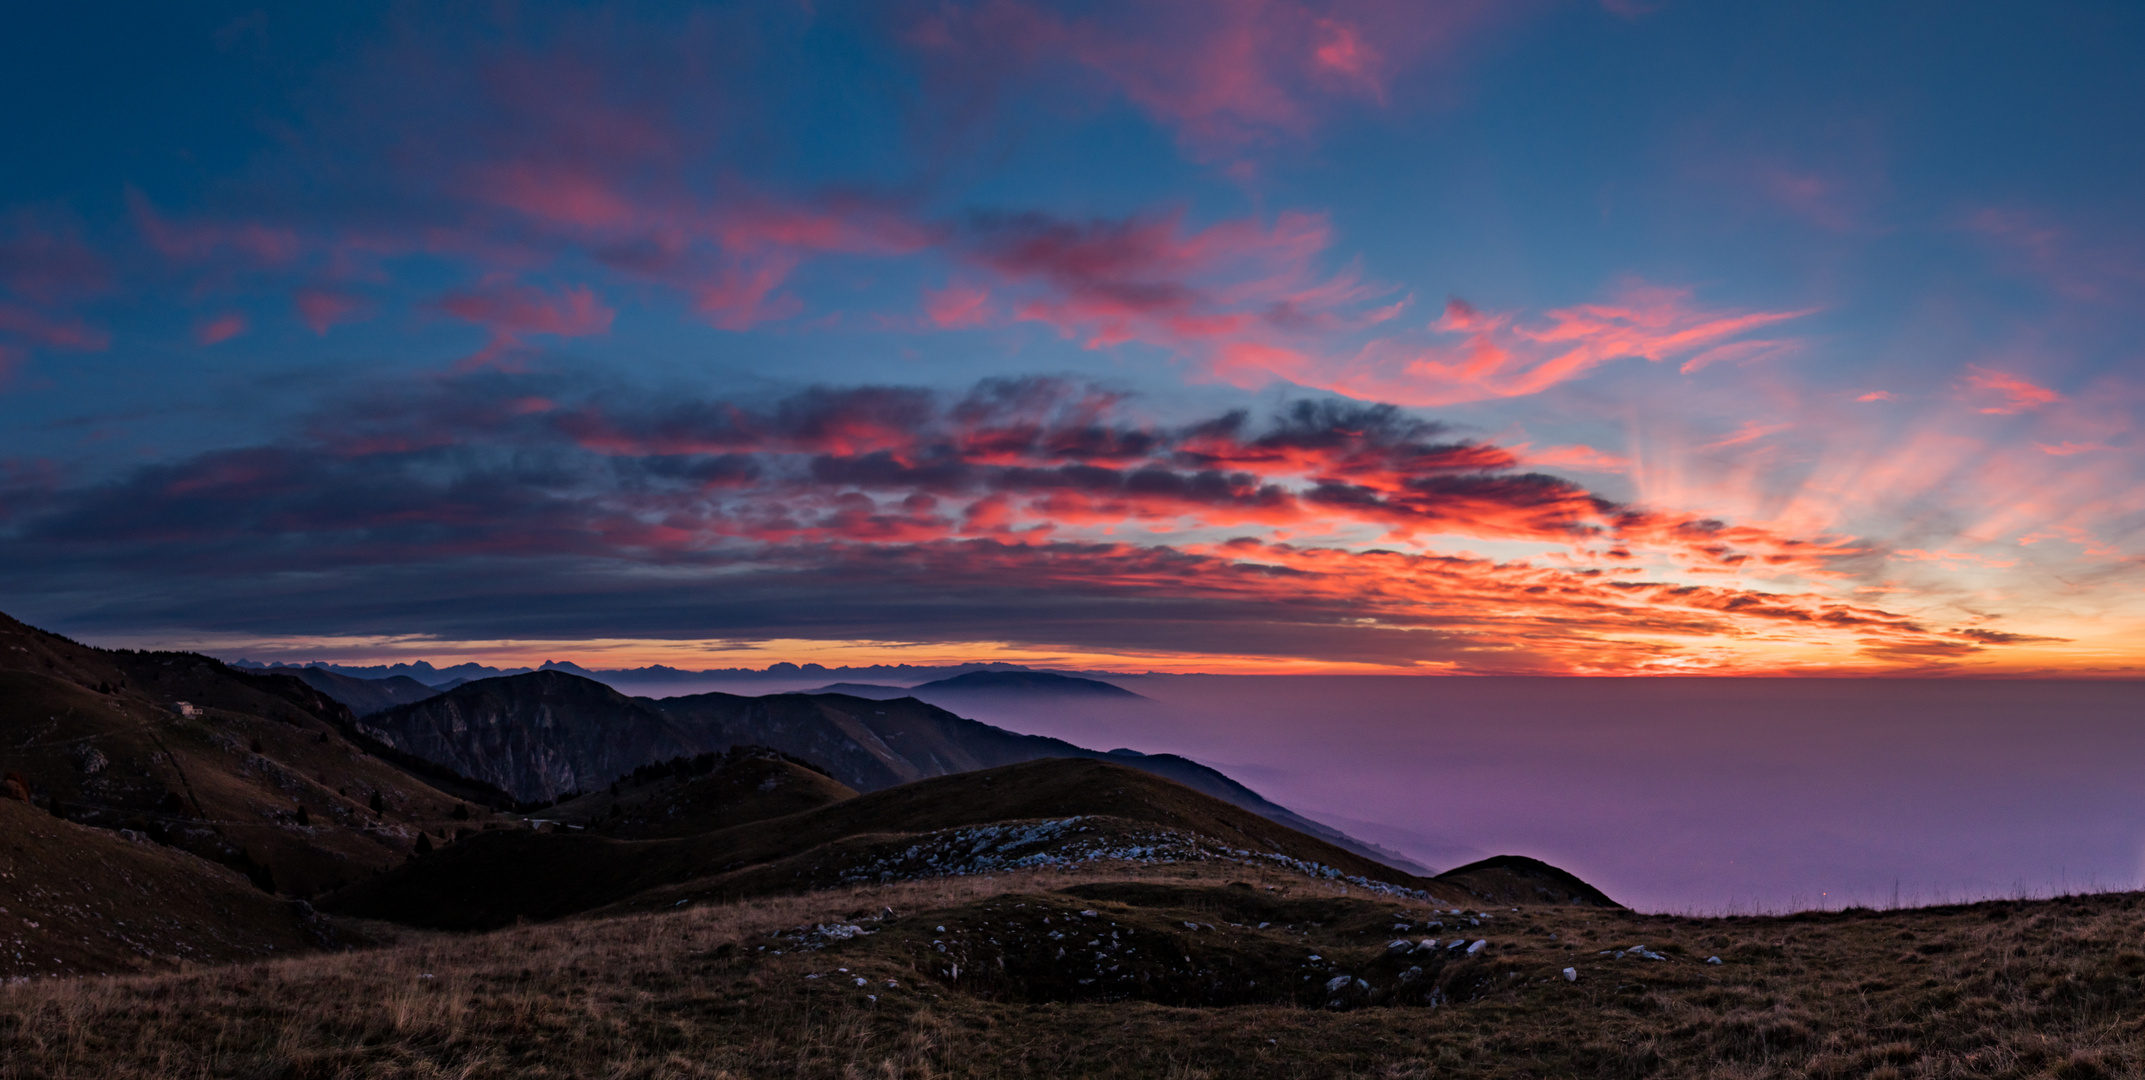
xmin=1414 ymin=938 xmax=1439 ymax=953
xmin=1466 ymin=939 xmax=1486 ymax=954
xmin=1446 ymin=940 xmax=1467 ymax=952
xmin=1706 ymin=955 xmax=1723 ymax=965
xmin=1563 ymin=967 xmax=1578 ymax=981
xmin=1325 ymin=975 xmax=1354 ymax=993
xmin=1386 ymin=938 xmax=1413 ymax=953
xmin=1399 ymin=966 xmax=1424 ymax=984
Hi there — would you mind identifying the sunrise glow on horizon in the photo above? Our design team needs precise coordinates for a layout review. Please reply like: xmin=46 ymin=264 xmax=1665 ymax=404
xmin=2 ymin=3 xmax=2140 ymax=676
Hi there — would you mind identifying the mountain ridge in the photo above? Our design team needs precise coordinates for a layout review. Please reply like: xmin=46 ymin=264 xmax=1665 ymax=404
xmin=356 ymin=670 xmax=1420 ymax=873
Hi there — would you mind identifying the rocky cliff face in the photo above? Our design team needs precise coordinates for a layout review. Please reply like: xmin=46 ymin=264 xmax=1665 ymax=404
xmin=359 ymin=671 xmax=711 ymax=803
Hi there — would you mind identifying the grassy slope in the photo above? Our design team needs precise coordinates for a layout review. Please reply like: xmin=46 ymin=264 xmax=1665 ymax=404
xmin=322 ymin=758 xmax=1446 ymax=930
xmin=549 ymin=753 xmax=860 ymax=840
xmin=9 ymin=861 xmax=2145 ymax=1078
xmin=0 ymin=799 xmax=337 ymax=980
xmin=0 ymin=614 xmax=495 ymax=902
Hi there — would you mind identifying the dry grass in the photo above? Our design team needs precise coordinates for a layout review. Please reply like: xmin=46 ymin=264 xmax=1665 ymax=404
xmin=7 ymin=862 xmax=2145 ymax=1079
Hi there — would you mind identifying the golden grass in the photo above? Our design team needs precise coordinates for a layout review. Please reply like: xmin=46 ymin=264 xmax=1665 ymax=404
xmin=7 ymin=862 xmax=2145 ymax=1079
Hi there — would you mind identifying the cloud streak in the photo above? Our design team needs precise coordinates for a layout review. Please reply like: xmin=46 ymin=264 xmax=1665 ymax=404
xmin=3 ymin=372 xmax=2075 ymax=673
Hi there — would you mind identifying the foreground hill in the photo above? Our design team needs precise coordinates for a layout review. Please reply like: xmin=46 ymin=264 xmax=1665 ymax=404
xmin=0 ymin=611 xmax=501 ymax=908
xmin=321 ymin=758 xmax=1476 ymax=930
xmin=360 ymin=670 xmax=1417 ymax=872
xmin=547 ymin=746 xmax=860 ymax=840
xmin=0 ymin=798 xmax=340 ymax=979
xmin=15 ymin=857 xmax=2145 ymax=1078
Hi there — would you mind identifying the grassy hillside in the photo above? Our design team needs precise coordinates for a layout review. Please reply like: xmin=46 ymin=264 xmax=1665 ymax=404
xmin=0 ymin=612 xmax=501 ymax=903
xmin=0 ymin=799 xmax=344 ymax=980
xmin=322 ymin=758 xmax=1453 ymax=930
xmin=8 ymin=860 xmax=2145 ymax=1078
xmin=548 ymin=748 xmax=859 ymax=840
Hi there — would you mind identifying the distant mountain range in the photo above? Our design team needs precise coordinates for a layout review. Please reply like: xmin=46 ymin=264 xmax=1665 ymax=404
xmin=232 ymin=656 xmax=1147 ymax=687
xmin=352 ymin=668 xmax=1428 ymax=874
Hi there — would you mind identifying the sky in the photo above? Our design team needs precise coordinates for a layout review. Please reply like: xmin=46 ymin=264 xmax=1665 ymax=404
xmin=3 ymin=1 xmax=2143 ymax=676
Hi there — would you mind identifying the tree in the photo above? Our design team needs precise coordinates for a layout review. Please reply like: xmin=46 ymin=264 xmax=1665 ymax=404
xmin=414 ymin=833 xmax=433 ymax=855
xmin=369 ymin=790 xmax=385 ymax=814
xmin=452 ymin=803 xmax=470 ymax=821
xmin=295 ymin=805 xmax=311 ymax=826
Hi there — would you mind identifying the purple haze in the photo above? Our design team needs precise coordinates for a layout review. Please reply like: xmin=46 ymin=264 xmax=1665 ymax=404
xmin=920 ymin=676 xmax=2145 ymax=913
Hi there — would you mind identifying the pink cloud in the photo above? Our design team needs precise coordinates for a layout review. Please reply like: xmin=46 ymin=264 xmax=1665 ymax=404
xmin=194 ymin=313 xmax=249 ymax=346
xmin=1754 ymin=166 xmax=1860 ymax=232
xmin=1961 ymin=365 xmax=2060 ymax=415
xmin=2036 ymin=441 xmax=2108 ymax=456
xmin=910 ymin=0 xmax=1501 ymax=159
xmin=1517 ymin=443 xmax=1632 ymax=473
xmin=0 ymin=212 xmax=108 ymax=302
xmin=436 ymin=281 xmax=615 ymax=338
xmin=1218 ymin=282 xmax=1813 ymax=407
xmin=1700 ymin=420 xmax=1792 ymax=451
xmin=0 ymin=301 xmax=110 ymax=351
xmin=1856 ymin=391 xmax=1896 ymax=403
xmin=1961 ymin=206 xmax=2143 ymax=303
xmin=1679 ymin=337 xmax=1799 ymax=374
xmin=959 ymin=208 xmax=1371 ymax=349
xmin=295 ymin=289 xmax=371 ymax=334
xmin=925 ymin=282 xmax=992 ymax=328
xmin=128 ymin=189 xmax=303 ymax=265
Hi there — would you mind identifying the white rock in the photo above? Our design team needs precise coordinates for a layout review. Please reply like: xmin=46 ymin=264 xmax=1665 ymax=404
xmin=1562 ymin=967 xmax=1578 ymax=981
xmin=1706 ymin=956 xmax=1723 ymax=965
xmin=1466 ymin=939 xmax=1486 ymax=954
xmin=1386 ymin=939 xmax=1412 ymax=953
xmin=1326 ymin=975 xmax=1354 ymax=992
xmin=1415 ymin=939 xmax=1438 ymax=952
